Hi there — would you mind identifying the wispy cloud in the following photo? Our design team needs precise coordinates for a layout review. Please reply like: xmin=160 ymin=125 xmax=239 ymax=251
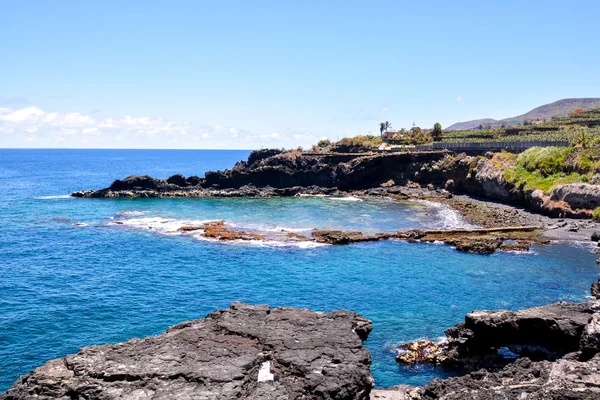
xmin=0 ymin=106 xmax=318 ymax=149
xmin=381 ymin=106 xmax=390 ymax=113
xmin=456 ymin=96 xmax=464 ymax=103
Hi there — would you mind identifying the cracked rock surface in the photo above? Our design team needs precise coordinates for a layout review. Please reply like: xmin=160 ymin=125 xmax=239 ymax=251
xmin=1 ymin=303 xmax=373 ymax=400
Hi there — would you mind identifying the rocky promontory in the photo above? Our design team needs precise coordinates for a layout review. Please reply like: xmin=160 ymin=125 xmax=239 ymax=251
xmin=1 ymin=303 xmax=373 ymax=400
xmin=72 ymin=148 xmax=600 ymax=223
xmin=71 ymin=149 xmax=451 ymax=198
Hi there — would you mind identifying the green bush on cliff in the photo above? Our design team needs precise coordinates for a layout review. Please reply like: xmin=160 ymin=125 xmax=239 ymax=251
xmin=337 ymin=135 xmax=382 ymax=148
xmin=503 ymin=147 xmax=591 ymax=193
xmin=593 ymin=207 xmax=600 ymax=221
xmin=515 ymin=147 xmax=575 ymax=175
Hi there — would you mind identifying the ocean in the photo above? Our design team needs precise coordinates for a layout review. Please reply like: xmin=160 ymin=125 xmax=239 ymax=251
xmin=1 ymin=149 xmax=599 ymax=391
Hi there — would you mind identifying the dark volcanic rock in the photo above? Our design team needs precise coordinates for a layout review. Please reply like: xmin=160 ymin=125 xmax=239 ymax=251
xmin=109 ymin=175 xmax=170 ymax=191
xmin=390 ymin=300 xmax=600 ymax=399
xmin=1 ymin=303 xmax=374 ymax=400
xmin=247 ymin=148 xmax=285 ymax=167
xmin=73 ymin=150 xmax=451 ymax=197
xmin=185 ymin=175 xmax=202 ymax=186
xmin=417 ymin=355 xmax=600 ymax=399
xmin=444 ymin=301 xmax=599 ymax=368
xmin=166 ymin=173 xmax=189 ymax=187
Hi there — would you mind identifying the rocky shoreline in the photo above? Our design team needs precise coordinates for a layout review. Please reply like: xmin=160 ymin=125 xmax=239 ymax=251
xmin=384 ymin=281 xmax=600 ymax=399
xmin=72 ymin=148 xmax=600 ymax=243
xmin=0 ymin=303 xmax=373 ymax=399
xmin=4 ymin=287 xmax=600 ymax=399
xmin=72 ymin=148 xmax=600 ymax=220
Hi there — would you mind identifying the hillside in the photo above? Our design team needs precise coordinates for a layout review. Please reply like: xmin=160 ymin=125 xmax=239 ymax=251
xmin=443 ymin=118 xmax=499 ymax=131
xmin=446 ymin=98 xmax=600 ymax=130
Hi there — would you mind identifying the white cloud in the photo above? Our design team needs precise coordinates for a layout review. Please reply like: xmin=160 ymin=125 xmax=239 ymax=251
xmin=0 ymin=105 xmax=318 ymax=149
xmin=456 ymin=97 xmax=463 ymax=103
xmin=381 ymin=106 xmax=390 ymax=113
xmin=63 ymin=112 xmax=95 ymax=126
xmin=0 ymin=106 xmax=45 ymax=122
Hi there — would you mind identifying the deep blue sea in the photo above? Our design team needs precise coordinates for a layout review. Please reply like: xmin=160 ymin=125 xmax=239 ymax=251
xmin=1 ymin=149 xmax=599 ymax=391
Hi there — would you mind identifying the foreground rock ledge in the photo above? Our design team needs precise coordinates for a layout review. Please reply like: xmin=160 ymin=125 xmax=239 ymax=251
xmin=1 ymin=303 xmax=374 ymax=400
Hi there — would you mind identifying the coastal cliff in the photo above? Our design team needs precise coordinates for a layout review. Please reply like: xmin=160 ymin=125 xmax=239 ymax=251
xmin=72 ymin=148 xmax=600 ymax=220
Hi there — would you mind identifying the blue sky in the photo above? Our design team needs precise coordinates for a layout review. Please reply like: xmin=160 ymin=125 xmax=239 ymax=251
xmin=1 ymin=0 xmax=599 ymax=149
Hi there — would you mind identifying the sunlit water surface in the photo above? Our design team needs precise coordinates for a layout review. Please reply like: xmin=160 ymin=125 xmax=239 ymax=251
xmin=1 ymin=149 xmax=598 ymax=391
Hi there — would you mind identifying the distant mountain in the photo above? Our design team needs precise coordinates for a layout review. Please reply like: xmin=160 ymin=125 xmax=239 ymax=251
xmin=446 ymin=98 xmax=600 ymax=130
xmin=444 ymin=118 xmax=499 ymax=131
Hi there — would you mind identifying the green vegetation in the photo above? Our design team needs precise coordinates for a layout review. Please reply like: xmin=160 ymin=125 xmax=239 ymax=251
xmin=432 ymin=123 xmax=442 ymax=142
xmin=309 ymin=135 xmax=382 ymax=153
xmin=317 ymin=139 xmax=331 ymax=148
xmin=503 ymin=147 xmax=600 ymax=193
xmin=593 ymin=206 xmax=600 ymax=221
xmin=337 ymin=135 xmax=382 ymax=148
xmin=440 ymin=108 xmax=600 ymax=144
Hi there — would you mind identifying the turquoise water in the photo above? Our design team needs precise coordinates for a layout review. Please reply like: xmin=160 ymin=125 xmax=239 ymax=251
xmin=1 ymin=149 xmax=599 ymax=391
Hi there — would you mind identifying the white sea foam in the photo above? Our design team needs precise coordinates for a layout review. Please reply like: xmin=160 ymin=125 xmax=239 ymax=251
xmin=115 ymin=217 xmax=220 ymax=235
xmin=411 ymin=199 xmax=476 ymax=229
xmin=223 ymin=239 xmax=328 ymax=249
xmin=109 ymin=216 xmax=325 ymax=249
xmin=239 ymin=223 xmax=312 ymax=233
xmin=553 ymin=239 xmax=598 ymax=252
xmin=36 ymin=195 xmax=72 ymax=199
xmin=117 ymin=210 xmax=146 ymax=217
xmin=327 ymin=196 xmax=363 ymax=202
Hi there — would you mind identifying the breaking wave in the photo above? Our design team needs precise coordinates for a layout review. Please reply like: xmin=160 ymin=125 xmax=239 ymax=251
xmin=411 ymin=199 xmax=476 ymax=229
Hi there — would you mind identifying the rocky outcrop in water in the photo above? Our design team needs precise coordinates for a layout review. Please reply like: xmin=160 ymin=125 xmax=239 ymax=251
xmin=443 ymin=301 xmax=599 ymax=367
xmin=1 ymin=303 xmax=373 ymax=400
xmin=391 ymin=299 xmax=600 ymax=399
xmin=395 ymin=301 xmax=600 ymax=369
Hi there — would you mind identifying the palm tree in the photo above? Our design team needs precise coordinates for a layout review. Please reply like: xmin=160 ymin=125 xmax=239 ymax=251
xmin=432 ymin=122 xmax=443 ymax=142
xmin=577 ymin=130 xmax=591 ymax=148
xmin=379 ymin=121 xmax=392 ymax=137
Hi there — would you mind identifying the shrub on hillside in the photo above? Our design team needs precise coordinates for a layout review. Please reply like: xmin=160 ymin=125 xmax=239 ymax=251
xmin=593 ymin=206 xmax=600 ymax=221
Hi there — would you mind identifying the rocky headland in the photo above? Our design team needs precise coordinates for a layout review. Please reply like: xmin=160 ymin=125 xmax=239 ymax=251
xmin=72 ymin=148 xmax=600 ymax=223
